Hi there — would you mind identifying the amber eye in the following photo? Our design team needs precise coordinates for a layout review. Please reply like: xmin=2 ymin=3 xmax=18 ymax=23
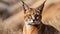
xmin=28 ymin=14 xmax=32 ymax=19
xmin=35 ymin=14 xmax=39 ymax=20
xmin=29 ymin=14 xmax=31 ymax=17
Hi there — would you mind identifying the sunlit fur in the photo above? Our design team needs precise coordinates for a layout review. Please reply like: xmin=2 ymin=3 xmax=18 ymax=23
xmin=42 ymin=0 xmax=60 ymax=32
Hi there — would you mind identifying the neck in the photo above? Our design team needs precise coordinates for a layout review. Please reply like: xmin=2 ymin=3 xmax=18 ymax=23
xmin=23 ymin=22 xmax=38 ymax=34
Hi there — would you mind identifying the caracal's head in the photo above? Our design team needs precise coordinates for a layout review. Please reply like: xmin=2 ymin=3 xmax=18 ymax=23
xmin=24 ymin=8 xmax=42 ymax=25
xmin=24 ymin=1 xmax=45 ymax=25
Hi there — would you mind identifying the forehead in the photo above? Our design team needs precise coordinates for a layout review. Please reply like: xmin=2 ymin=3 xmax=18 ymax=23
xmin=24 ymin=8 xmax=39 ymax=18
xmin=25 ymin=9 xmax=38 ymax=14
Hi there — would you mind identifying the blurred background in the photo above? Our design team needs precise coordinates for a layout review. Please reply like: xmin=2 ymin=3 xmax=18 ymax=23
xmin=0 ymin=0 xmax=41 ymax=34
xmin=0 ymin=0 xmax=60 ymax=34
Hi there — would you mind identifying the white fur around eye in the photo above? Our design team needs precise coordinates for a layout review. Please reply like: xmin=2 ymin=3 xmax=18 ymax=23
xmin=37 ymin=17 xmax=39 ymax=19
xmin=37 ymin=13 xmax=39 ymax=15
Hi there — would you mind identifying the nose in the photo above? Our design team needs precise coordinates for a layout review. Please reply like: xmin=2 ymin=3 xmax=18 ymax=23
xmin=33 ymin=19 xmax=35 ymax=22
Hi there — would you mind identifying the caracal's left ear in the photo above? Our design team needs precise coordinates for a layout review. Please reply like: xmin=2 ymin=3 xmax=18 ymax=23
xmin=37 ymin=1 xmax=46 ymax=14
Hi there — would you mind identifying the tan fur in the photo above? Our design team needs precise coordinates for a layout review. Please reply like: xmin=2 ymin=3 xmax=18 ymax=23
xmin=42 ymin=0 xmax=60 ymax=31
xmin=24 ymin=9 xmax=39 ymax=34
xmin=23 ymin=25 xmax=38 ymax=34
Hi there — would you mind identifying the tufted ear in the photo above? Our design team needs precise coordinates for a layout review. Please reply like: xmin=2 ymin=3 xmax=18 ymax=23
xmin=37 ymin=1 xmax=45 ymax=14
xmin=21 ymin=0 xmax=30 ymax=14
xmin=23 ymin=3 xmax=30 ymax=14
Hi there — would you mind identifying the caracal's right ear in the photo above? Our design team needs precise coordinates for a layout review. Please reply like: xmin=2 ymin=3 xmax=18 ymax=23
xmin=36 ymin=0 xmax=46 ymax=14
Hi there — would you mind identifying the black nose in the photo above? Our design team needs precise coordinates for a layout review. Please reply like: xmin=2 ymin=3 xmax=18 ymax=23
xmin=33 ymin=19 xmax=35 ymax=21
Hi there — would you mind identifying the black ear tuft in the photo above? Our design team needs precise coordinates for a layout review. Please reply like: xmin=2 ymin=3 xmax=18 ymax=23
xmin=37 ymin=1 xmax=46 ymax=14
xmin=21 ymin=0 xmax=30 ymax=13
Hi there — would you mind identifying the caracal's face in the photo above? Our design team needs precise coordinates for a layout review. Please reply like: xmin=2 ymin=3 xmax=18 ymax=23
xmin=24 ymin=8 xmax=41 ymax=25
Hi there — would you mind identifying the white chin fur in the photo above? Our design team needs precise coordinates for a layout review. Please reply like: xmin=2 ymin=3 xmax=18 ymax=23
xmin=25 ymin=20 xmax=33 ymax=25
